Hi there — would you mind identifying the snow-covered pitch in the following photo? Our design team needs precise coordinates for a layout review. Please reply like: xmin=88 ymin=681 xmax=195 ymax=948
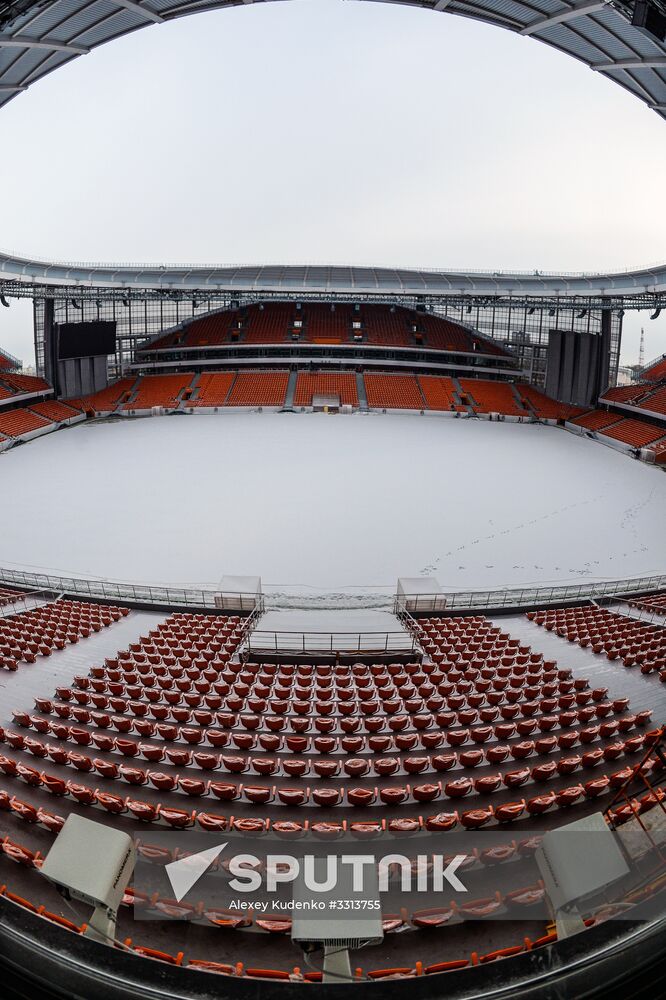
xmin=1 ymin=411 xmax=664 ymax=605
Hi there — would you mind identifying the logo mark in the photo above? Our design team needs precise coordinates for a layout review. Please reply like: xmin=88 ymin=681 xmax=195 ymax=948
xmin=165 ymin=842 xmax=227 ymax=902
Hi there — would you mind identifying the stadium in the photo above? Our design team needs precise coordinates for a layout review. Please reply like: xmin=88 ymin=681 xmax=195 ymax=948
xmin=0 ymin=1 xmax=666 ymax=998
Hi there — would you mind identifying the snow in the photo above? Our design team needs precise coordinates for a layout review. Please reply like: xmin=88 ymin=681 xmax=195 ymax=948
xmin=0 ymin=411 xmax=664 ymax=606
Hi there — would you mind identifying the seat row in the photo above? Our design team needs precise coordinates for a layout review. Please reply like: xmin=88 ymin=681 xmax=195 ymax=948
xmin=0 ymin=599 xmax=126 ymax=670
xmin=4 ymin=722 xmax=652 ymax=793
xmin=25 ymin=698 xmax=634 ymax=747
xmin=0 ymin=751 xmax=657 ymax=836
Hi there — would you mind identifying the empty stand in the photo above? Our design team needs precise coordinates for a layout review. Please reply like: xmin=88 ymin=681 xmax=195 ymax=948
xmin=517 ymin=385 xmax=584 ymax=421
xmin=124 ymin=374 xmax=194 ymax=411
xmin=242 ymin=304 xmax=295 ymax=344
xmin=66 ymin=377 xmax=135 ymax=414
xmin=635 ymin=384 xmax=666 ymax=417
xmin=301 ymin=304 xmax=353 ymax=344
xmin=0 ymin=373 xmax=49 ymax=396
xmin=599 ymin=418 xmax=666 ymax=449
xmin=417 ymin=375 xmax=460 ymax=411
xmin=571 ymin=410 xmax=623 ymax=432
xmin=29 ymin=400 xmax=82 ymax=423
xmin=226 ymin=371 xmax=289 ymax=407
xmin=190 ymin=372 xmax=235 ymax=407
xmin=459 ymin=380 xmax=527 ymax=417
xmin=364 ymin=374 xmax=424 ymax=410
xmin=0 ymin=409 xmax=51 ymax=438
xmin=294 ymin=372 xmax=359 ymax=407
xmin=642 ymin=355 xmax=666 ymax=382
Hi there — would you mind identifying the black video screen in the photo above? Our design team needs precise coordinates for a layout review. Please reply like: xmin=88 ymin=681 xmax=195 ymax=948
xmin=58 ymin=321 xmax=117 ymax=360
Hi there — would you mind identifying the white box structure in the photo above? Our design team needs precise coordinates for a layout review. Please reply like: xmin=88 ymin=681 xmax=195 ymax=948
xmin=396 ymin=577 xmax=447 ymax=613
xmin=215 ymin=575 xmax=262 ymax=612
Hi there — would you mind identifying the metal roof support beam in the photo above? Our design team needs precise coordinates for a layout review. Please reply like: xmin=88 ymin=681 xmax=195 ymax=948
xmin=0 ymin=84 xmax=26 ymax=91
xmin=0 ymin=35 xmax=90 ymax=54
xmin=433 ymin=1 xmax=454 ymax=10
xmin=111 ymin=0 xmax=164 ymax=24
xmin=521 ymin=1 xmax=607 ymax=35
xmin=592 ymin=57 xmax=666 ymax=71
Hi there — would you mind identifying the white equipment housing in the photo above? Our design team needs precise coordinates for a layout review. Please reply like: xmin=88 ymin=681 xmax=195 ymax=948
xmin=536 ymin=812 xmax=630 ymax=939
xmin=40 ymin=814 xmax=136 ymax=944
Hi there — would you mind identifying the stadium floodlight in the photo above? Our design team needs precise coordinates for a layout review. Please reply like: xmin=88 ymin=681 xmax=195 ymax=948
xmin=40 ymin=814 xmax=135 ymax=945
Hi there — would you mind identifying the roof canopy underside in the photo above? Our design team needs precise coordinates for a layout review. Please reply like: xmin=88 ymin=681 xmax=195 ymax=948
xmin=0 ymin=0 xmax=665 ymax=119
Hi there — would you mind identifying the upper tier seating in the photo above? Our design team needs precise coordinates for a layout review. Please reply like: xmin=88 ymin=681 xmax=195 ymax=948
xmin=635 ymin=384 xmax=666 ymax=417
xmin=294 ymin=373 xmax=359 ymax=407
xmin=420 ymin=315 xmax=504 ymax=355
xmin=570 ymin=410 xmax=623 ymax=431
xmin=138 ymin=303 xmax=511 ymax=357
xmin=301 ymin=304 xmax=354 ymax=344
xmin=600 ymin=383 xmax=656 ymax=405
xmin=528 ymin=606 xmax=666 ymax=674
xmin=179 ymin=313 xmax=233 ymax=348
xmin=599 ymin=418 xmax=666 ymax=449
xmin=0 ymin=350 xmax=18 ymax=372
xmin=190 ymin=372 xmax=236 ymax=407
xmin=0 ymin=373 xmax=50 ymax=395
xmin=242 ymin=304 xmax=296 ymax=344
xmin=29 ymin=400 xmax=81 ymax=422
xmin=361 ymin=305 xmax=415 ymax=348
xmin=0 ymin=598 xmax=126 ymax=671
xmin=0 ymin=586 xmax=22 ymax=606
xmin=629 ymin=593 xmax=666 ymax=616
xmin=364 ymin=374 xmax=425 ymax=409
xmin=642 ymin=355 xmax=666 ymax=381
xmin=226 ymin=371 xmax=289 ymax=407
xmin=417 ymin=376 xmax=460 ymax=411
xmin=459 ymin=380 xmax=527 ymax=417
xmin=0 ymin=408 xmax=51 ymax=437
xmin=124 ymin=374 xmax=194 ymax=410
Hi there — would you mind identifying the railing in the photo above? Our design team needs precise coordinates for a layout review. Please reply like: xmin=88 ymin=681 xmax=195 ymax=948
xmin=0 ymin=588 xmax=61 ymax=616
xmin=0 ymin=566 xmax=263 ymax=613
xmin=0 ymin=565 xmax=663 ymax=617
xmin=245 ymin=629 xmax=417 ymax=655
xmin=394 ymin=574 xmax=666 ymax=614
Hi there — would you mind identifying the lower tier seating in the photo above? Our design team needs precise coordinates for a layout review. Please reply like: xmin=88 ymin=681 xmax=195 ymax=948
xmin=294 ymin=372 xmax=358 ymax=407
xmin=417 ymin=375 xmax=460 ymax=411
xmin=226 ymin=371 xmax=289 ymax=407
xmin=598 ymin=418 xmax=666 ymax=448
xmin=190 ymin=372 xmax=235 ymax=407
xmin=29 ymin=400 xmax=81 ymax=422
xmin=459 ymin=380 xmax=527 ymax=417
xmin=570 ymin=410 xmax=623 ymax=431
xmin=362 ymin=374 xmax=424 ymax=410
xmin=0 ymin=408 xmax=51 ymax=437
xmin=66 ymin=377 xmax=135 ymax=414
xmin=124 ymin=374 xmax=195 ymax=410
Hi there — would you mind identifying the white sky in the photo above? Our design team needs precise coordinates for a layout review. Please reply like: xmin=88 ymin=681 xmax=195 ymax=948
xmin=0 ymin=0 xmax=664 ymax=367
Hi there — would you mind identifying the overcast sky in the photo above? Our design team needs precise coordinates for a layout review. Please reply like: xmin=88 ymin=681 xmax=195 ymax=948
xmin=0 ymin=0 xmax=664 ymax=367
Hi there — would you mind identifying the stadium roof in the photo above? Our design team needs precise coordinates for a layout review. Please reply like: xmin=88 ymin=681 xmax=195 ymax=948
xmin=0 ymin=0 xmax=665 ymax=119
xmin=1 ymin=246 xmax=666 ymax=304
